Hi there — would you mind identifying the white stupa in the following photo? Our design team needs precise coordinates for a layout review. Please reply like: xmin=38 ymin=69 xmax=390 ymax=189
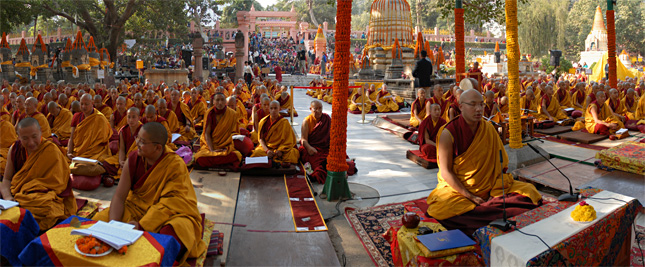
xmin=580 ymin=6 xmax=608 ymax=66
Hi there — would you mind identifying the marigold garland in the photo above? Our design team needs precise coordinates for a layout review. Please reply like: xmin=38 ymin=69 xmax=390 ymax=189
xmin=454 ymin=8 xmax=465 ymax=82
xmin=505 ymin=0 xmax=522 ymax=148
xmin=76 ymin=236 xmax=111 ymax=255
xmin=606 ymin=10 xmax=617 ymax=89
xmin=327 ymin=0 xmax=352 ymax=172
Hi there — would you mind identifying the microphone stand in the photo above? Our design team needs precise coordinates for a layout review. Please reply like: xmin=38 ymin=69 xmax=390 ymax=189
xmin=526 ymin=142 xmax=579 ymax=202
xmin=489 ymin=150 xmax=515 ymax=231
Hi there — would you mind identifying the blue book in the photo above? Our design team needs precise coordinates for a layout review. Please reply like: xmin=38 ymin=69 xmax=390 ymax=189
xmin=417 ymin=229 xmax=476 ymax=252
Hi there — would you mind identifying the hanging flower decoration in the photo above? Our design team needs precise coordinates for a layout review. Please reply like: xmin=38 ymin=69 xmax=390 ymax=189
xmin=454 ymin=7 xmax=465 ymax=82
xmin=505 ymin=0 xmax=522 ymax=149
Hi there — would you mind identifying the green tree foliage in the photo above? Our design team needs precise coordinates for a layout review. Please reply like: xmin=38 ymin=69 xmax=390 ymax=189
xmin=434 ymin=0 xmax=529 ymax=27
xmin=540 ymin=56 xmax=572 ymax=75
xmin=221 ymin=0 xmax=264 ymax=26
xmin=564 ymin=0 xmax=598 ymax=60
xmin=517 ymin=0 xmax=568 ymax=58
xmin=614 ymin=0 xmax=644 ymax=56
xmin=0 ymin=1 xmax=38 ymax=34
xmin=268 ymin=0 xmax=336 ymax=29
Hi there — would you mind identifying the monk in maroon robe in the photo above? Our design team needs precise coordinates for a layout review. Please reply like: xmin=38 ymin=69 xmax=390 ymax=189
xmin=299 ymin=101 xmax=331 ymax=183
xmin=418 ymin=104 xmax=447 ymax=160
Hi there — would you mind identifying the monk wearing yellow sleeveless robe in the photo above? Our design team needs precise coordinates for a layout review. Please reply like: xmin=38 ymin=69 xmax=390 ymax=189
xmin=194 ymin=93 xmax=242 ymax=168
xmin=103 ymin=107 xmax=142 ymax=180
xmin=24 ymin=97 xmax=52 ymax=139
xmin=94 ymin=122 xmax=205 ymax=265
xmin=536 ymin=85 xmax=568 ymax=121
xmin=169 ymin=90 xmax=196 ymax=142
xmin=585 ymin=91 xmax=624 ymax=136
xmin=554 ymin=80 xmax=573 ymax=109
xmin=251 ymin=101 xmax=299 ymax=165
xmin=66 ymin=94 xmax=112 ymax=161
xmin=188 ymin=88 xmax=207 ymax=129
xmin=348 ymin=87 xmax=373 ymax=112
xmin=94 ymin=94 xmax=113 ymax=120
xmin=47 ymin=102 xmax=73 ymax=147
xmin=410 ymin=88 xmax=427 ymax=127
xmin=0 ymin=117 xmax=17 ymax=177
xmin=373 ymin=85 xmax=400 ymax=112
xmin=1 ymin=118 xmax=76 ymax=230
xmin=426 ymin=90 xmax=541 ymax=236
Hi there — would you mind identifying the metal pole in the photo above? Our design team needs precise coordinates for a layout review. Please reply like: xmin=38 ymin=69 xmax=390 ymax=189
xmin=290 ymin=85 xmax=298 ymax=126
xmin=357 ymin=84 xmax=371 ymax=124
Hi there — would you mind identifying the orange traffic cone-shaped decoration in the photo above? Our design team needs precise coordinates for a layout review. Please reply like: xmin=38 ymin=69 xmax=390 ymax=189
xmin=425 ymin=41 xmax=434 ymax=64
xmin=495 ymin=41 xmax=500 ymax=53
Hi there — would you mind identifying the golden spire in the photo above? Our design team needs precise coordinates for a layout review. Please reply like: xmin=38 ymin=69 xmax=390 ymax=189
xmin=592 ymin=6 xmax=606 ymax=33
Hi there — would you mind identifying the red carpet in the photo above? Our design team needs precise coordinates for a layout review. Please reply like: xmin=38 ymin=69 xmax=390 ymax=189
xmin=284 ymin=174 xmax=327 ymax=232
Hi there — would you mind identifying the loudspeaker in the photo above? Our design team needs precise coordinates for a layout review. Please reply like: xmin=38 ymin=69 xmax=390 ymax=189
xmin=182 ymin=50 xmax=192 ymax=66
xmin=494 ymin=52 xmax=501 ymax=63
xmin=550 ymin=50 xmax=562 ymax=66
xmin=202 ymin=57 xmax=209 ymax=70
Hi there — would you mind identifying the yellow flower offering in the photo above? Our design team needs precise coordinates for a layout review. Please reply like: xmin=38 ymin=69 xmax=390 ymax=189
xmin=571 ymin=201 xmax=597 ymax=222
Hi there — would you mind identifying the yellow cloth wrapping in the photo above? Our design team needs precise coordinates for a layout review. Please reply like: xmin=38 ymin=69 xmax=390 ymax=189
xmin=72 ymin=109 xmax=112 ymax=161
xmin=584 ymin=102 xmax=624 ymax=134
xmin=194 ymin=107 xmax=242 ymax=162
xmin=30 ymin=112 xmax=52 ymax=138
xmin=14 ymin=62 xmax=31 ymax=68
xmin=61 ymin=61 xmax=71 ymax=68
xmin=396 ymin=221 xmax=474 ymax=265
xmin=251 ymin=116 xmax=299 ymax=164
xmin=536 ymin=96 xmax=568 ymax=121
xmin=426 ymin=120 xmax=542 ymax=220
xmin=89 ymin=57 xmax=100 ymax=67
xmin=30 ymin=64 xmax=48 ymax=77
xmin=94 ymin=149 xmax=206 ymax=264
xmin=50 ymin=108 xmax=74 ymax=141
xmin=634 ymin=96 xmax=645 ymax=120
xmin=77 ymin=64 xmax=91 ymax=70
xmin=0 ymin=120 xmax=17 ymax=176
xmin=0 ymin=60 xmax=12 ymax=65
xmin=100 ymin=60 xmax=108 ymax=69
xmin=590 ymin=52 xmax=640 ymax=82
xmin=11 ymin=140 xmax=77 ymax=230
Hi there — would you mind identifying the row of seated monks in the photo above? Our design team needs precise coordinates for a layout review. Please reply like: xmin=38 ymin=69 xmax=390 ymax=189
xmin=0 ymin=74 xmax=337 ymax=264
xmin=305 ymin=78 xmax=405 ymax=113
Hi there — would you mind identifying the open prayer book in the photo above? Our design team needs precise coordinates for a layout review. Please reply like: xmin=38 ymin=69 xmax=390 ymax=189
xmin=245 ymin=156 xmax=268 ymax=164
xmin=72 ymin=157 xmax=99 ymax=165
xmin=564 ymin=108 xmax=575 ymax=112
xmin=0 ymin=199 xmax=19 ymax=210
xmin=615 ymin=128 xmax=628 ymax=135
xmin=71 ymin=220 xmax=143 ymax=249
xmin=171 ymin=133 xmax=182 ymax=143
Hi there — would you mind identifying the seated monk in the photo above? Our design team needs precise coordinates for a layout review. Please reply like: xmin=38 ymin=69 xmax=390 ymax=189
xmin=226 ymin=96 xmax=247 ymax=132
xmin=58 ymin=93 xmax=70 ymax=110
xmin=47 ymin=102 xmax=73 ymax=147
xmin=0 ymin=96 xmax=10 ymax=122
xmin=1 ymin=118 xmax=76 ymax=230
xmin=570 ymin=82 xmax=586 ymax=118
xmin=39 ymin=92 xmax=53 ymax=116
xmin=0 ymin=114 xmax=17 ymax=177
xmin=103 ymin=107 xmax=142 ymax=180
xmin=194 ymin=93 xmax=242 ymax=168
xmin=93 ymin=122 xmax=206 ymax=265
xmin=131 ymin=93 xmax=145 ymax=117
xmin=409 ymin=88 xmax=427 ymax=128
xmin=299 ymin=100 xmax=330 ymax=183
xmin=144 ymin=89 xmax=157 ymax=106
xmin=24 ymin=97 xmax=52 ymax=139
xmin=169 ymin=90 xmax=196 ymax=142
xmin=11 ymin=95 xmax=26 ymax=126
xmin=110 ymin=96 xmax=128 ymax=131
xmin=520 ymin=88 xmax=538 ymax=117
xmin=483 ymin=90 xmax=500 ymax=120
xmin=94 ymin=94 xmax=113 ymax=120
xmin=348 ymin=85 xmax=374 ymax=112
xmin=622 ymin=89 xmax=637 ymax=121
xmin=634 ymin=92 xmax=645 ymax=120
xmin=418 ymin=104 xmax=447 ymax=160
xmin=70 ymin=100 xmax=81 ymax=115
xmin=141 ymin=105 xmax=177 ymax=150
xmin=66 ymin=94 xmax=113 ymax=161
xmin=428 ymin=85 xmax=449 ymax=120
xmin=606 ymin=88 xmax=627 ymax=122
xmin=250 ymin=101 xmax=299 ymax=165
xmin=426 ymin=89 xmax=542 ymax=236
xmin=448 ymin=88 xmax=464 ymax=121
xmin=277 ymin=90 xmax=298 ymax=116
xmin=188 ymin=88 xmax=207 ymax=129
xmin=373 ymin=84 xmax=400 ymax=112
xmin=157 ymin=99 xmax=191 ymax=146
xmin=250 ymin=96 xmax=271 ymax=143
xmin=554 ymin=80 xmax=572 ymax=109
xmin=585 ymin=91 xmax=624 ymax=136
xmin=536 ymin=85 xmax=569 ymax=121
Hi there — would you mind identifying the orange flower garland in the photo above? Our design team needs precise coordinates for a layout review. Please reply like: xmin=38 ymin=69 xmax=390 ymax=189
xmin=76 ymin=236 xmax=111 ymax=255
xmin=328 ymin=0 xmax=352 ymax=173
xmin=505 ymin=0 xmax=522 ymax=149
xmin=454 ymin=8 xmax=465 ymax=82
xmin=606 ymin=10 xmax=617 ymax=89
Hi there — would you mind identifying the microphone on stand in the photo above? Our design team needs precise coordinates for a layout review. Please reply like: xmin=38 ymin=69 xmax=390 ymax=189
xmin=526 ymin=142 xmax=579 ymax=202
xmin=489 ymin=150 xmax=515 ymax=231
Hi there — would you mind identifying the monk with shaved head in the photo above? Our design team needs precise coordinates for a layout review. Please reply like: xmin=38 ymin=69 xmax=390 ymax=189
xmin=425 ymin=89 xmax=541 ymax=236
xmin=94 ymin=122 xmax=205 ymax=265
xmin=194 ymin=93 xmax=242 ymax=168
xmin=250 ymin=100 xmax=299 ymax=165
xmin=584 ymin=91 xmax=624 ymax=136
xmin=47 ymin=101 xmax=73 ymax=147
xmin=11 ymin=95 xmax=26 ymax=126
xmin=168 ymin=89 xmax=196 ymax=142
xmin=1 ymin=117 xmax=76 ymax=231
xmin=418 ymin=103 xmax=447 ymax=160
xmin=141 ymin=105 xmax=176 ymax=150
xmin=67 ymin=94 xmax=112 ymax=164
xmin=299 ymin=100 xmax=331 ymax=183
xmin=94 ymin=94 xmax=113 ymax=120
xmin=188 ymin=88 xmax=207 ymax=129
xmin=24 ymin=97 xmax=52 ymax=139
xmin=103 ymin=107 xmax=142 ymax=180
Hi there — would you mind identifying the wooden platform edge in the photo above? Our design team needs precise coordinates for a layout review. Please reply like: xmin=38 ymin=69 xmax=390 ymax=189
xmin=406 ymin=150 xmax=438 ymax=169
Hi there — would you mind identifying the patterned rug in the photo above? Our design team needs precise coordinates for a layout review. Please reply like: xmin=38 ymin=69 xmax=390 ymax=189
xmin=632 ymin=224 xmax=645 ymax=267
xmin=345 ymin=201 xmax=408 ymax=267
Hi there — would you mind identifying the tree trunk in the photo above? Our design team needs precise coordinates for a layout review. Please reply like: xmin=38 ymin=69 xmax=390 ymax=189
xmin=307 ymin=0 xmax=319 ymax=26
xmin=34 ymin=15 xmax=38 ymax=38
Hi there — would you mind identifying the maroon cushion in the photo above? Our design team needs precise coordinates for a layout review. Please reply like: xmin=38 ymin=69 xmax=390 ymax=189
xmin=109 ymin=140 xmax=119 ymax=155
xmin=234 ymin=136 xmax=254 ymax=157
xmin=70 ymin=174 xmax=102 ymax=191
xmin=571 ymin=110 xmax=583 ymax=118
